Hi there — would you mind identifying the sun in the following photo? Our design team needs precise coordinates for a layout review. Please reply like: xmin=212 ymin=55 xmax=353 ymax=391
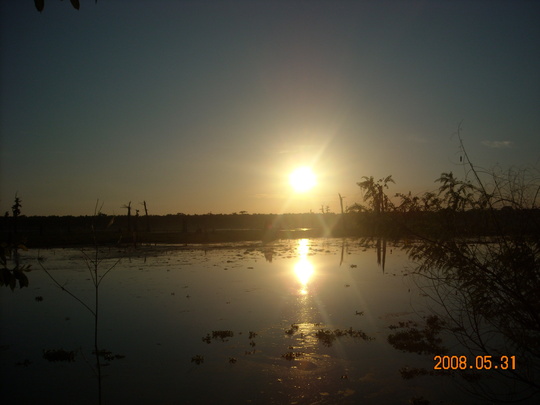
xmin=289 ymin=166 xmax=317 ymax=193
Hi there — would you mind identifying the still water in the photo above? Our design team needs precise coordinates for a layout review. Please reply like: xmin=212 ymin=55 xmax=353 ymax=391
xmin=1 ymin=238 xmax=535 ymax=404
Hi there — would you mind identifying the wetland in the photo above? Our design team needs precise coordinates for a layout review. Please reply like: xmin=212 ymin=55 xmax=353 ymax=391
xmin=2 ymin=237 xmax=538 ymax=404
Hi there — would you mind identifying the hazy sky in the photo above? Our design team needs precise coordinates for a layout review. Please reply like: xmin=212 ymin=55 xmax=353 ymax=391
xmin=1 ymin=1 xmax=539 ymax=216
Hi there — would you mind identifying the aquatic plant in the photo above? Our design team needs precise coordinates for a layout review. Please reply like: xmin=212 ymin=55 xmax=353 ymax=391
xmin=211 ymin=330 xmax=234 ymax=341
xmin=281 ymin=351 xmax=304 ymax=361
xmin=315 ymin=327 xmax=374 ymax=347
xmin=202 ymin=334 xmax=212 ymax=344
xmin=315 ymin=329 xmax=336 ymax=347
xmin=408 ymin=396 xmax=430 ymax=405
xmin=387 ymin=315 xmax=446 ymax=355
xmin=284 ymin=324 xmax=299 ymax=335
xmin=37 ymin=200 xmax=121 ymax=405
xmin=92 ymin=349 xmax=125 ymax=362
xmin=43 ymin=348 xmax=76 ymax=362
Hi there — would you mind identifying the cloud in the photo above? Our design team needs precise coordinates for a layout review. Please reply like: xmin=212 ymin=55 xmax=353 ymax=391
xmin=481 ymin=140 xmax=513 ymax=149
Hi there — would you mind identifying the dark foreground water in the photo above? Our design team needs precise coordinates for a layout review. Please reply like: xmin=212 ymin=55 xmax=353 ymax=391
xmin=1 ymin=238 xmax=537 ymax=404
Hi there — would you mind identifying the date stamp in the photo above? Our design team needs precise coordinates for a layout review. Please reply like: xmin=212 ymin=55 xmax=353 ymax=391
xmin=433 ymin=355 xmax=516 ymax=370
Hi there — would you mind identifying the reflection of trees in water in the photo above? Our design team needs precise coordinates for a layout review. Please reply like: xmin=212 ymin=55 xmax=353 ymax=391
xmin=355 ymin=237 xmax=388 ymax=272
xmin=405 ymin=238 xmax=540 ymax=402
xmin=376 ymin=237 xmax=387 ymax=272
xmin=263 ymin=247 xmax=274 ymax=262
xmin=375 ymin=130 xmax=540 ymax=403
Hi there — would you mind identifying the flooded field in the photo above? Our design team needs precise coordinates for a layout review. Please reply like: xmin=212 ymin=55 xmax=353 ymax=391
xmin=1 ymin=238 xmax=536 ymax=404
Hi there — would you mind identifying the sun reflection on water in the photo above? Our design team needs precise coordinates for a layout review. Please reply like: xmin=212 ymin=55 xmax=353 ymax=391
xmin=294 ymin=239 xmax=314 ymax=295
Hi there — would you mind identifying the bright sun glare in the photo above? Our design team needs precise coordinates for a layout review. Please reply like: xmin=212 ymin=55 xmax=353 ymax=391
xmin=289 ymin=167 xmax=317 ymax=193
xmin=294 ymin=239 xmax=313 ymax=295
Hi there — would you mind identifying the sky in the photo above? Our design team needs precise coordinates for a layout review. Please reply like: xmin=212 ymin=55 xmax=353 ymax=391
xmin=1 ymin=0 xmax=539 ymax=216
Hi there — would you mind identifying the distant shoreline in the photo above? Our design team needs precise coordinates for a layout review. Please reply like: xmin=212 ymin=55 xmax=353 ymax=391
xmin=3 ymin=209 xmax=539 ymax=248
xmin=6 ymin=228 xmax=353 ymax=248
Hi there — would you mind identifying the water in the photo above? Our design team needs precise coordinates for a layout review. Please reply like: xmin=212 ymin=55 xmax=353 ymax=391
xmin=1 ymin=238 xmax=535 ymax=404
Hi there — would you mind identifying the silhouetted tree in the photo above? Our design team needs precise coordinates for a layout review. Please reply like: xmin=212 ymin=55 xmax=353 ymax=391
xmin=398 ymin=129 xmax=540 ymax=402
xmin=346 ymin=202 xmax=367 ymax=213
xmin=1 ymin=195 xmax=29 ymax=290
xmin=357 ymin=175 xmax=395 ymax=214
xmin=435 ymin=172 xmax=476 ymax=211
xmin=11 ymin=195 xmax=21 ymax=236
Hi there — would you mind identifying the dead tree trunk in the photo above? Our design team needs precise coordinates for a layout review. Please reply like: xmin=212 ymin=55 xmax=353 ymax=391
xmin=339 ymin=193 xmax=346 ymax=232
xmin=143 ymin=201 xmax=150 ymax=232
xmin=122 ymin=202 xmax=132 ymax=233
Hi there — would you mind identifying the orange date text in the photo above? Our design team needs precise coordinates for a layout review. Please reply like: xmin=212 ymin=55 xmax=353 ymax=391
xmin=433 ymin=355 xmax=516 ymax=370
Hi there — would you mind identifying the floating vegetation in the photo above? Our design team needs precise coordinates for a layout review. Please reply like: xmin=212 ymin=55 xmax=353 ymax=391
xmin=315 ymin=330 xmax=336 ymax=347
xmin=400 ymin=366 xmax=431 ymax=379
xmin=248 ymin=331 xmax=258 ymax=339
xmin=285 ymin=324 xmax=299 ymax=335
xmin=281 ymin=351 xmax=304 ymax=361
xmin=92 ymin=349 xmax=125 ymax=361
xmin=387 ymin=315 xmax=446 ymax=355
xmin=282 ymin=323 xmax=373 ymax=346
xmin=409 ymin=396 xmax=430 ymax=405
xmin=315 ymin=327 xmax=374 ymax=347
xmin=212 ymin=330 xmax=234 ymax=341
xmin=228 ymin=357 xmax=237 ymax=363
xmin=35 ymin=296 xmax=43 ymax=302
xmin=202 ymin=330 xmax=235 ymax=343
xmin=43 ymin=349 xmax=75 ymax=362
xmin=399 ymin=366 xmax=452 ymax=380
xmin=355 ymin=310 xmax=364 ymax=316
xmin=191 ymin=355 xmax=204 ymax=365
xmin=388 ymin=320 xmax=418 ymax=330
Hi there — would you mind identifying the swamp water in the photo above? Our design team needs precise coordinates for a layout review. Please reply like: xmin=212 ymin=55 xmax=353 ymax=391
xmin=1 ymin=238 xmax=535 ymax=404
